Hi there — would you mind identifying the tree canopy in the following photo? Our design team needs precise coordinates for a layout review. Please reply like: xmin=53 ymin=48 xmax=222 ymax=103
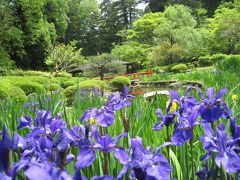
xmin=0 ymin=0 xmax=239 ymax=71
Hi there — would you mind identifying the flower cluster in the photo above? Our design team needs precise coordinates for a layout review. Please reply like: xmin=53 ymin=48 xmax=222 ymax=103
xmin=152 ymin=86 xmax=240 ymax=177
xmin=0 ymin=85 xmax=239 ymax=179
xmin=0 ymin=86 xmax=171 ymax=179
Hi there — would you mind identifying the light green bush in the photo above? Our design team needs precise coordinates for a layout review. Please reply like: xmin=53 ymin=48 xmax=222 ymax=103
xmin=54 ymin=71 xmax=72 ymax=78
xmin=159 ymin=64 xmax=174 ymax=72
xmin=7 ymin=69 xmax=25 ymax=76
xmin=171 ymin=64 xmax=188 ymax=72
xmin=111 ymin=76 xmax=131 ymax=91
xmin=13 ymin=81 xmax=44 ymax=95
xmin=23 ymin=71 xmax=52 ymax=77
xmin=0 ymin=82 xmax=27 ymax=100
xmin=62 ymin=77 xmax=89 ymax=89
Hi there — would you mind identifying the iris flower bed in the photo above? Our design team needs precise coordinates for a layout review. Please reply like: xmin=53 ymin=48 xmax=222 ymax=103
xmin=0 ymin=86 xmax=239 ymax=179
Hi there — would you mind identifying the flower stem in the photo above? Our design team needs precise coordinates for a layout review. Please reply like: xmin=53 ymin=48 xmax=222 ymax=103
xmin=103 ymin=153 xmax=109 ymax=175
xmin=166 ymin=126 xmax=170 ymax=159
xmin=186 ymin=143 xmax=189 ymax=179
xmin=190 ymin=139 xmax=194 ymax=178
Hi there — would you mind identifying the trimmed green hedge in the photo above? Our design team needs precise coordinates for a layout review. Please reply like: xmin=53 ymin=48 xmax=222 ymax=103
xmin=171 ymin=64 xmax=188 ymax=72
xmin=111 ymin=76 xmax=131 ymax=91
xmin=54 ymin=72 xmax=72 ymax=78
xmin=0 ymin=76 xmax=61 ymax=95
xmin=23 ymin=71 xmax=52 ymax=77
xmin=62 ymin=77 xmax=89 ymax=89
xmin=198 ymin=54 xmax=227 ymax=66
xmin=13 ymin=81 xmax=44 ymax=95
xmin=0 ymin=82 xmax=27 ymax=100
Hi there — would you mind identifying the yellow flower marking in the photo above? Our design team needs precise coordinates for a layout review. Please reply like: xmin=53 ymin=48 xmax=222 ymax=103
xmin=89 ymin=117 xmax=96 ymax=125
xmin=232 ymin=94 xmax=238 ymax=101
xmin=166 ymin=100 xmax=178 ymax=113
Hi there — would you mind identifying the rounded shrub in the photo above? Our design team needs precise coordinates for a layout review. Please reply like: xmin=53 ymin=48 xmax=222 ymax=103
xmin=23 ymin=71 xmax=52 ymax=77
xmin=171 ymin=64 xmax=188 ymax=73
xmin=186 ymin=63 xmax=195 ymax=69
xmin=0 ymin=82 xmax=27 ymax=100
xmin=7 ymin=69 xmax=25 ymax=76
xmin=159 ymin=64 xmax=173 ymax=72
xmin=54 ymin=72 xmax=72 ymax=78
xmin=111 ymin=76 xmax=131 ymax=91
xmin=62 ymin=77 xmax=89 ymax=89
xmin=192 ymin=61 xmax=199 ymax=67
xmin=13 ymin=81 xmax=44 ymax=95
xmin=0 ymin=85 xmax=9 ymax=99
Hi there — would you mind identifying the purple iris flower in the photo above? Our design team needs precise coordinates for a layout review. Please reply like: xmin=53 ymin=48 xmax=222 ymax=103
xmin=92 ymin=126 xmax=128 ymax=153
xmin=13 ymin=132 xmax=26 ymax=150
xmin=76 ymin=125 xmax=128 ymax=171
xmin=92 ymin=175 xmax=115 ymax=180
xmin=200 ymin=123 xmax=240 ymax=173
xmin=55 ymin=128 xmax=75 ymax=153
xmin=0 ymin=172 xmax=11 ymax=180
xmin=36 ymin=110 xmax=52 ymax=127
xmin=153 ymin=88 xmax=199 ymax=131
xmin=80 ymin=86 xmax=133 ymax=127
xmin=105 ymin=86 xmax=134 ymax=111
xmin=79 ymin=108 xmax=115 ymax=127
xmin=197 ymin=87 xmax=227 ymax=123
xmin=23 ymin=161 xmax=72 ymax=180
xmin=171 ymin=111 xmax=199 ymax=146
xmin=152 ymin=105 xmax=175 ymax=131
xmin=117 ymin=137 xmax=171 ymax=180
xmin=196 ymin=163 xmax=211 ymax=180
xmin=17 ymin=115 xmax=33 ymax=130
xmin=0 ymin=125 xmax=12 ymax=176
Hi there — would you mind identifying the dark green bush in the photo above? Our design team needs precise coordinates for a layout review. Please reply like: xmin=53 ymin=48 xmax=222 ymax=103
xmin=171 ymin=64 xmax=188 ymax=72
xmin=0 ymin=67 xmax=5 ymax=76
xmin=111 ymin=76 xmax=131 ymax=91
xmin=216 ymin=55 xmax=240 ymax=74
xmin=198 ymin=54 xmax=227 ymax=67
xmin=192 ymin=61 xmax=199 ymax=67
xmin=0 ymin=47 xmax=16 ymax=75
xmin=186 ymin=63 xmax=195 ymax=69
xmin=198 ymin=55 xmax=211 ymax=66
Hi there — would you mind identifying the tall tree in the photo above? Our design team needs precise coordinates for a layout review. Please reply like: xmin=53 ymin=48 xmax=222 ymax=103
xmin=44 ymin=0 xmax=69 ymax=41
xmin=210 ymin=0 xmax=240 ymax=54
xmin=152 ymin=5 xmax=203 ymax=64
xmin=13 ymin=0 xmax=57 ymax=69
xmin=148 ymin=0 xmax=202 ymax=14
xmin=0 ymin=0 xmax=24 ymax=69
xmin=65 ymin=0 xmax=101 ymax=55
xmin=99 ymin=0 xmax=141 ymax=52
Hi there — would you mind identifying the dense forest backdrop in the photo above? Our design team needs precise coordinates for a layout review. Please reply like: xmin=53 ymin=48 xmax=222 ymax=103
xmin=1 ymin=0 xmax=240 ymax=71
